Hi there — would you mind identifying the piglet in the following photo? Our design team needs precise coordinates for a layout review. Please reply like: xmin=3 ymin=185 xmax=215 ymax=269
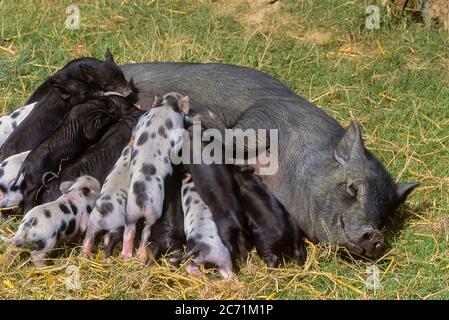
xmin=232 ymin=165 xmax=307 ymax=267
xmin=0 ymin=102 xmax=36 ymax=148
xmin=1 ymin=175 xmax=100 ymax=267
xmin=180 ymin=175 xmax=233 ymax=280
xmin=0 ymin=151 xmax=30 ymax=215
xmin=123 ymin=92 xmax=189 ymax=263
xmin=183 ymin=124 xmax=252 ymax=265
xmin=36 ymin=109 xmax=143 ymax=205
xmin=18 ymin=94 xmax=134 ymax=212
xmin=148 ymin=165 xmax=185 ymax=265
xmin=82 ymin=144 xmax=132 ymax=258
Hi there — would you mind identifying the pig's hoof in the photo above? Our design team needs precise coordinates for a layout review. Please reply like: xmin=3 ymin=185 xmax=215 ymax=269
xmin=121 ymin=251 xmax=133 ymax=261
xmin=218 ymin=269 xmax=234 ymax=280
xmin=136 ymin=248 xmax=148 ymax=263
xmin=186 ymin=263 xmax=203 ymax=280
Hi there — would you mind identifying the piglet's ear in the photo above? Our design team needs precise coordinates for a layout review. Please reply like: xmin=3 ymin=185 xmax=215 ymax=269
xmin=84 ymin=117 xmax=111 ymax=140
xmin=59 ymin=181 xmax=74 ymax=194
xmin=396 ymin=182 xmax=419 ymax=204
xmin=334 ymin=121 xmax=365 ymax=167
xmin=79 ymin=64 xmax=98 ymax=84
xmin=52 ymin=82 xmax=71 ymax=101
xmin=105 ymin=49 xmax=114 ymax=62
xmin=152 ymin=95 xmax=163 ymax=108
xmin=181 ymin=96 xmax=190 ymax=114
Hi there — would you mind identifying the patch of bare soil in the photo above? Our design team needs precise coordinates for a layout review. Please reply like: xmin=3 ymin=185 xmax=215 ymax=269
xmin=286 ymin=29 xmax=334 ymax=45
xmin=213 ymin=0 xmax=291 ymax=32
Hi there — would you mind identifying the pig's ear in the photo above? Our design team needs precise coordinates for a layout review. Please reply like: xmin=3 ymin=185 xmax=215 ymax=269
xmin=396 ymin=182 xmax=419 ymax=204
xmin=84 ymin=117 xmax=111 ymax=140
xmin=79 ymin=64 xmax=98 ymax=84
xmin=51 ymin=81 xmax=71 ymax=100
xmin=59 ymin=181 xmax=74 ymax=194
xmin=181 ymin=96 xmax=190 ymax=114
xmin=105 ymin=49 xmax=114 ymax=62
xmin=334 ymin=121 xmax=365 ymax=167
xmin=128 ymin=77 xmax=138 ymax=93
xmin=152 ymin=95 xmax=163 ymax=108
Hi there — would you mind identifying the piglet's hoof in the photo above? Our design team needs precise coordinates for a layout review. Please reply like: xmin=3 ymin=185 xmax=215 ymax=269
xmin=121 ymin=251 xmax=133 ymax=261
xmin=136 ymin=247 xmax=148 ymax=263
xmin=186 ymin=263 xmax=203 ymax=280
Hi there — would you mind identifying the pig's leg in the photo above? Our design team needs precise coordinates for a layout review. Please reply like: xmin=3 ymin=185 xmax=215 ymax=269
xmin=137 ymin=199 xmax=162 ymax=263
xmin=262 ymin=252 xmax=280 ymax=268
xmin=236 ymin=231 xmax=251 ymax=263
xmin=148 ymin=243 xmax=161 ymax=266
xmin=168 ymin=246 xmax=184 ymax=267
xmin=293 ymin=236 xmax=307 ymax=266
xmin=104 ymin=229 xmax=123 ymax=259
xmin=218 ymin=263 xmax=233 ymax=280
xmin=122 ymin=223 xmax=136 ymax=260
xmin=186 ymin=262 xmax=203 ymax=280
xmin=30 ymin=238 xmax=56 ymax=268
xmin=137 ymin=224 xmax=152 ymax=263
xmin=82 ymin=224 xmax=98 ymax=255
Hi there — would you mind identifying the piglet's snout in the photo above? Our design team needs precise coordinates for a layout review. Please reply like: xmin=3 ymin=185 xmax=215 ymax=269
xmin=357 ymin=228 xmax=384 ymax=258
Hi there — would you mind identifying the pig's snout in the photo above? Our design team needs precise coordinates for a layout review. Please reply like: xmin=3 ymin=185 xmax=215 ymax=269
xmin=357 ymin=229 xmax=384 ymax=258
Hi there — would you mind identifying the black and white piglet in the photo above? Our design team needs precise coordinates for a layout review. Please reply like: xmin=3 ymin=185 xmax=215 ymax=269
xmin=232 ymin=165 xmax=307 ymax=267
xmin=180 ymin=176 xmax=233 ymax=280
xmin=123 ymin=92 xmax=189 ymax=262
xmin=1 ymin=176 xmax=100 ymax=267
xmin=0 ymin=151 xmax=30 ymax=214
xmin=183 ymin=124 xmax=252 ymax=265
xmin=82 ymin=144 xmax=132 ymax=258
xmin=0 ymin=102 xmax=36 ymax=148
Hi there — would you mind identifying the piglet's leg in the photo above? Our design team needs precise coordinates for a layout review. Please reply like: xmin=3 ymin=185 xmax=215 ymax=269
xmin=218 ymin=264 xmax=234 ymax=280
xmin=137 ymin=224 xmax=152 ymax=263
xmin=82 ymin=225 xmax=97 ymax=256
xmin=137 ymin=203 xmax=161 ymax=263
xmin=262 ymin=253 xmax=280 ymax=268
xmin=104 ymin=230 xmax=123 ymax=259
xmin=186 ymin=262 xmax=203 ymax=280
xmin=30 ymin=238 xmax=56 ymax=268
xmin=122 ymin=224 xmax=136 ymax=261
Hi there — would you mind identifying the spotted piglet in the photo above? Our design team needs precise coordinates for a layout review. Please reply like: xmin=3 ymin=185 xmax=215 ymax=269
xmin=1 ymin=176 xmax=100 ymax=267
xmin=82 ymin=145 xmax=132 ymax=258
xmin=180 ymin=175 xmax=233 ymax=280
xmin=123 ymin=92 xmax=189 ymax=262
xmin=0 ymin=151 xmax=30 ymax=215
xmin=0 ymin=102 xmax=36 ymax=148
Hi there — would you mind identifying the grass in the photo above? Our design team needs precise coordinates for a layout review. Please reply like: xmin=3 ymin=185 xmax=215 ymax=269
xmin=0 ymin=0 xmax=448 ymax=299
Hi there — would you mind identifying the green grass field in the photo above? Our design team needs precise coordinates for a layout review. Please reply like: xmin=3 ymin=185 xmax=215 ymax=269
xmin=0 ymin=0 xmax=448 ymax=299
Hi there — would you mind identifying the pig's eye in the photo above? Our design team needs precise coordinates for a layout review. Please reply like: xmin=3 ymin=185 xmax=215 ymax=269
xmin=346 ymin=182 xmax=358 ymax=198
xmin=82 ymin=187 xmax=90 ymax=196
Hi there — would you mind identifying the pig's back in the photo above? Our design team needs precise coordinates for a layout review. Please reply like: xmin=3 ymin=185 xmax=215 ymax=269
xmin=121 ymin=62 xmax=344 ymax=148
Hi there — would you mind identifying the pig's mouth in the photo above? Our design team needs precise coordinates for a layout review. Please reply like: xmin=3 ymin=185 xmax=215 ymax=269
xmin=339 ymin=216 xmax=366 ymax=256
